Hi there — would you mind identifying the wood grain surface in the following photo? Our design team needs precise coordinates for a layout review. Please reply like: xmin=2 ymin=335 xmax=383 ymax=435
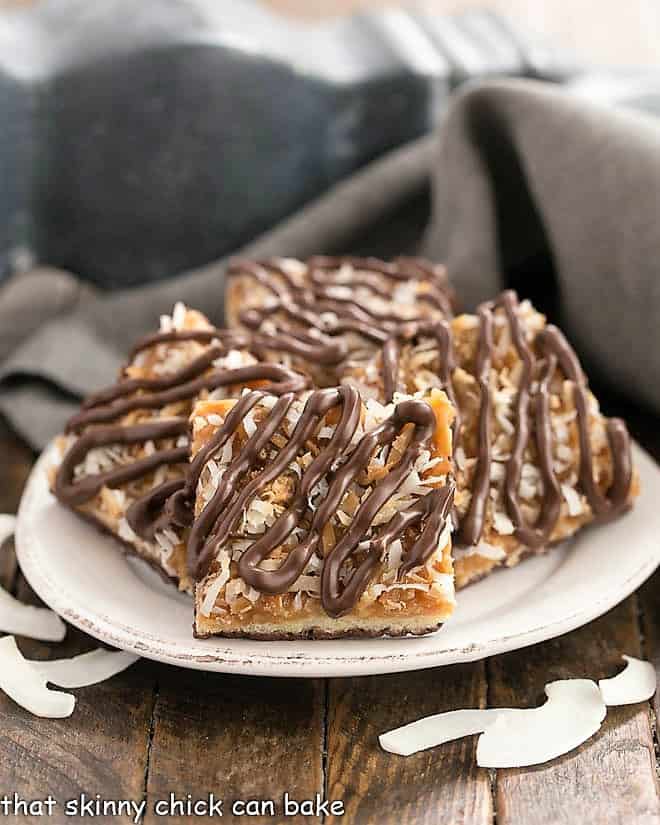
xmin=144 ymin=671 xmax=325 ymax=825
xmin=491 ymin=599 xmax=659 ymax=825
xmin=326 ymin=664 xmax=491 ymax=824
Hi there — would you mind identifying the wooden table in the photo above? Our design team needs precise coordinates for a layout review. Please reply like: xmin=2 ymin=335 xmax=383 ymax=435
xmin=1 ymin=395 xmax=660 ymax=825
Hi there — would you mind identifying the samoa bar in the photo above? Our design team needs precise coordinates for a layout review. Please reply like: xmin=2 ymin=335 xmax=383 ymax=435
xmin=224 ymin=255 xmax=456 ymax=389
xmin=51 ymin=303 xmax=308 ymax=592
xmin=189 ymin=386 xmax=455 ymax=639
xmin=339 ymin=290 xmax=637 ymax=588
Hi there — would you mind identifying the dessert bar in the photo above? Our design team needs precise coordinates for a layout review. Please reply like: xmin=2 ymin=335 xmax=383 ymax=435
xmin=52 ymin=303 xmax=308 ymax=592
xmin=225 ymin=255 xmax=456 ymax=388
xmin=189 ymin=386 xmax=455 ymax=638
xmin=341 ymin=291 xmax=636 ymax=586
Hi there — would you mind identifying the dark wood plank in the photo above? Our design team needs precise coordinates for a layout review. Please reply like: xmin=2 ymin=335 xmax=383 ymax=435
xmin=325 ymin=663 xmax=492 ymax=825
xmin=143 ymin=670 xmax=325 ymax=825
xmin=639 ymin=569 xmax=660 ymax=765
xmin=0 ymin=417 xmax=34 ymax=515
xmin=0 ymin=418 xmax=156 ymax=823
xmin=0 ymin=571 xmax=157 ymax=824
xmin=491 ymin=598 xmax=660 ymax=825
xmin=0 ymin=417 xmax=34 ymax=589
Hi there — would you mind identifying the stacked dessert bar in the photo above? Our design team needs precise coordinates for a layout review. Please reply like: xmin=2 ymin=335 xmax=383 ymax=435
xmin=52 ymin=257 xmax=637 ymax=638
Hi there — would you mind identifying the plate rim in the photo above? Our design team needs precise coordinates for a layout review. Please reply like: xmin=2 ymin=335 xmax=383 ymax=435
xmin=15 ymin=441 xmax=660 ymax=678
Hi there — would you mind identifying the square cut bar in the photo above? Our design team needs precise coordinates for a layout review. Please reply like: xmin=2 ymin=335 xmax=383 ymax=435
xmin=224 ymin=255 xmax=456 ymax=387
xmin=340 ymin=291 xmax=638 ymax=588
xmin=51 ymin=303 xmax=308 ymax=592
xmin=189 ymin=386 xmax=456 ymax=639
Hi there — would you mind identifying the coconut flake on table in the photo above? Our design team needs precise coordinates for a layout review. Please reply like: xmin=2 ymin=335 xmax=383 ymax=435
xmin=477 ymin=680 xmax=606 ymax=767
xmin=0 ymin=636 xmax=139 ymax=719
xmin=37 ymin=648 xmax=139 ymax=688
xmin=0 ymin=636 xmax=75 ymax=718
xmin=380 ymin=679 xmax=606 ymax=768
xmin=598 ymin=656 xmax=656 ymax=705
xmin=380 ymin=708 xmax=505 ymax=756
xmin=0 ymin=515 xmax=66 ymax=641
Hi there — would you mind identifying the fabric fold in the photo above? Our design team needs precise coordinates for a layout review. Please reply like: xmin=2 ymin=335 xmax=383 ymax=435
xmin=0 ymin=136 xmax=434 ymax=448
xmin=3 ymin=77 xmax=660 ymax=449
xmin=423 ymin=78 xmax=660 ymax=414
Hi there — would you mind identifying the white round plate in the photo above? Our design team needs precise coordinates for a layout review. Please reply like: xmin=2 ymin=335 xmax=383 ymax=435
xmin=15 ymin=442 xmax=660 ymax=678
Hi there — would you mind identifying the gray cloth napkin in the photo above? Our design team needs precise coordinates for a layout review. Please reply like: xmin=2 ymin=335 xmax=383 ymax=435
xmin=2 ymin=77 xmax=660 ymax=450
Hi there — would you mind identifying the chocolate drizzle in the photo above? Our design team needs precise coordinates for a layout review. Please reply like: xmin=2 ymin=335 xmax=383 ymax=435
xmin=129 ymin=326 xmax=347 ymax=368
xmin=392 ymin=290 xmax=633 ymax=547
xmin=54 ymin=329 xmax=310 ymax=542
xmin=458 ymin=305 xmax=494 ymax=545
xmin=228 ymin=256 xmax=455 ymax=362
xmin=188 ymin=386 xmax=454 ymax=617
xmin=54 ymin=418 xmax=189 ymax=507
